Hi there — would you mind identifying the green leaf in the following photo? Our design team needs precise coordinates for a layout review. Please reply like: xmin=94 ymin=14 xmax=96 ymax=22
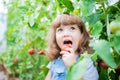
xmin=80 ymin=0 xmax=95 ymax=16
xmin=91 ymin=21 xmax=103 ymax=37
xmin=40 ymin=64 xmax=49 ymax=76
xmin=57 ymin=0 xmax=74 ymax=12
xmin=91 ymin=52 xmax=98 ymax=66
xmin=87 ymin=13 xmax=100 ymax=26
xmin=26 ymin=11 xmax=33 ymax=16
xmin=66 ymin=53 xmax=90 ymax=80
xmin=62 ymin=0 xmax=74 ymax=12
xmin=55 ymin=0 xmax=62 ymax=13
xmin=90 ymin=40 xmax=117 ymax=68
xmin=99 ymin=68 xmax=109 ymax=80
xmin=38 ymin=31 xmax=46 ymax=39
xmin=28 ymin=15 xmax=35 ymax=27
xmin=111 ymin=35 xmax=120 ymax=55
xmin=18 ymin=6 xmax=28 ymax=13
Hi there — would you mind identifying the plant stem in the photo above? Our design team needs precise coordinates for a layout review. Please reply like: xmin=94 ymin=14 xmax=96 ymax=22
xmin=106 ymin=14 xmax=110 ymax=40
xmin=102 ymin=1 xmax=110 ymax=40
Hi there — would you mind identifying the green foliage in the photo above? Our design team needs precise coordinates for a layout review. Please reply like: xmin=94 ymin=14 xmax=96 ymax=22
xmin=55 ymin=0 xmax=120 ymax=80
xmin=1 ymin=0 xmax=55 ymax=79
xmin=56 ymin=0 xmax=74 ymax=13
xmin=66 ymin=52 xmax=90 ymax=80
xmin=111 ymin=35 xmax=120 ymax=55
xmin=90 ymin=21 xmax=104 ymax=37
xmin=0 ymin=0 xmax=120 ymax=80
xmin=90 ymin=40 xmax=117 ymax=68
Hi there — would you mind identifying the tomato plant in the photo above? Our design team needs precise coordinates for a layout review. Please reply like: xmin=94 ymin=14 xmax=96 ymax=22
xmin=55 ymin=0 xmax=120 ymax=80
xmin=0 ymin=0 xmax=120 ymax=80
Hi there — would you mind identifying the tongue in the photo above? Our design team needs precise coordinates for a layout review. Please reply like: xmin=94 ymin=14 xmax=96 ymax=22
xmin=63 ymin=44 xmax=72 ymax=48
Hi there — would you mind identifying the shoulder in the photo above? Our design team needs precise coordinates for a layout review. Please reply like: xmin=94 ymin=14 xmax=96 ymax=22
xmin=47 ymin=58 xmax=64 ymax=67
xmin=47 ymin=58 xmax=67 ymax=71
xmin=83 ymin=58 xmax=99 ymax=80
xmin=47 ymin=58 xmax=67 ymax=80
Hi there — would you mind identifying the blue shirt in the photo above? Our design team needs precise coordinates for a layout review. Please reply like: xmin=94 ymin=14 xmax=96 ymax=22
xmin=47 ymin=56 xmax=99 ymax=80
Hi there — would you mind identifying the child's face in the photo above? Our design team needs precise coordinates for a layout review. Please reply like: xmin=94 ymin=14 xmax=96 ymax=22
xmin=56 ymin=24 xmax=81 ymax=52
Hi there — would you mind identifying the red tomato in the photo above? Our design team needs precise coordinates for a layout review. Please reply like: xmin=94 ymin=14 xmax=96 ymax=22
xmin=13 ymin=58 xmax=19 ymax=63
xmin=38 ymin=49 xmax=45 ymax=55
xmin=62 ymin=45 xmax=72 ymax=53
xmin=116 ymin=66 xmax=120 ymax=73
xmin=28 ymin=48 xmax=35 ymax=55
xmin=98 ymin=60 xmax=108 ymax=69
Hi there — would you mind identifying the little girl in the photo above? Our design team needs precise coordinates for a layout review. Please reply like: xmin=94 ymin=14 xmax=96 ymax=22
xmin=45 ymin=14 xmax=98 ymax=80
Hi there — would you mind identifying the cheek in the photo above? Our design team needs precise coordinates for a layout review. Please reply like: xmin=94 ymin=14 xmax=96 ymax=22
xmin=56 ymin=34 xmax=60 ymax=41
xmin=74 ymin=40 xmax=79 ymax=49
xmin=56 ymin=35 xmax=62 ymax=48
xmin=73 ymin=35 xmax=81 ymax=49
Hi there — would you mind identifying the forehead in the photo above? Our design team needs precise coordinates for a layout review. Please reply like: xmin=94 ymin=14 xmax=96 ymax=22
xmin=52 ymin=14 xmax=81 ymax=29
xmin=59 ymin=24 xmax=78 ymax=28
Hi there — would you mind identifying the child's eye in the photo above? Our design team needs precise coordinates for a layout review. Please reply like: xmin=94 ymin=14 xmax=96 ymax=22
xmin=70 ymin=27 xmax=75 ymax=30
xmin=57 ymin=28 xmax=63 ymax=32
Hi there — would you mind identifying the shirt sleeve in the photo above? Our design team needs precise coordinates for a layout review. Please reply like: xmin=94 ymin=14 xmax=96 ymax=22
xmin=83 ymin=59 xmax=99 ymax=80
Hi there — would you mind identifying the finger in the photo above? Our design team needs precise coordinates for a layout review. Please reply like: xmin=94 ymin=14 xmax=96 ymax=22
xmin=62 ymin=53 xmax=69 ymax=58
xmin=69 ymin=48 xmax=74 ymax=54
xmin=60 ymin=51 xmax=70 ymax=55
xmin=64 ymin=47 xmax=74 ymax=54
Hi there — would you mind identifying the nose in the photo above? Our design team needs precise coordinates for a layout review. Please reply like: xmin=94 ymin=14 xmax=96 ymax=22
xmin=63 ymin=30 xmax=70 ymax=37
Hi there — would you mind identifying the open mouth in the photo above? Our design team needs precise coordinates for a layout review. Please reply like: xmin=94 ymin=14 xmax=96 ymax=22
xmin=63 ymin=40 xmax=72 ymax=45
xmin=62 ymin=40 xmax=73 ymax=53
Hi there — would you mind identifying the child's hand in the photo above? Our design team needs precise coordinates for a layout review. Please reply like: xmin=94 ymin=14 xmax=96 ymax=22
xmin=60 ymin=45 xmax=77 ymax=68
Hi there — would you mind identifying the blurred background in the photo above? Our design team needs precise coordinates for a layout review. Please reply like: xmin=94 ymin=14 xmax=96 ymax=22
xmin=0 ymin=0 xmax=120 ymax=80
xmin=0 ymin=0 xmax=7 ymax=53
